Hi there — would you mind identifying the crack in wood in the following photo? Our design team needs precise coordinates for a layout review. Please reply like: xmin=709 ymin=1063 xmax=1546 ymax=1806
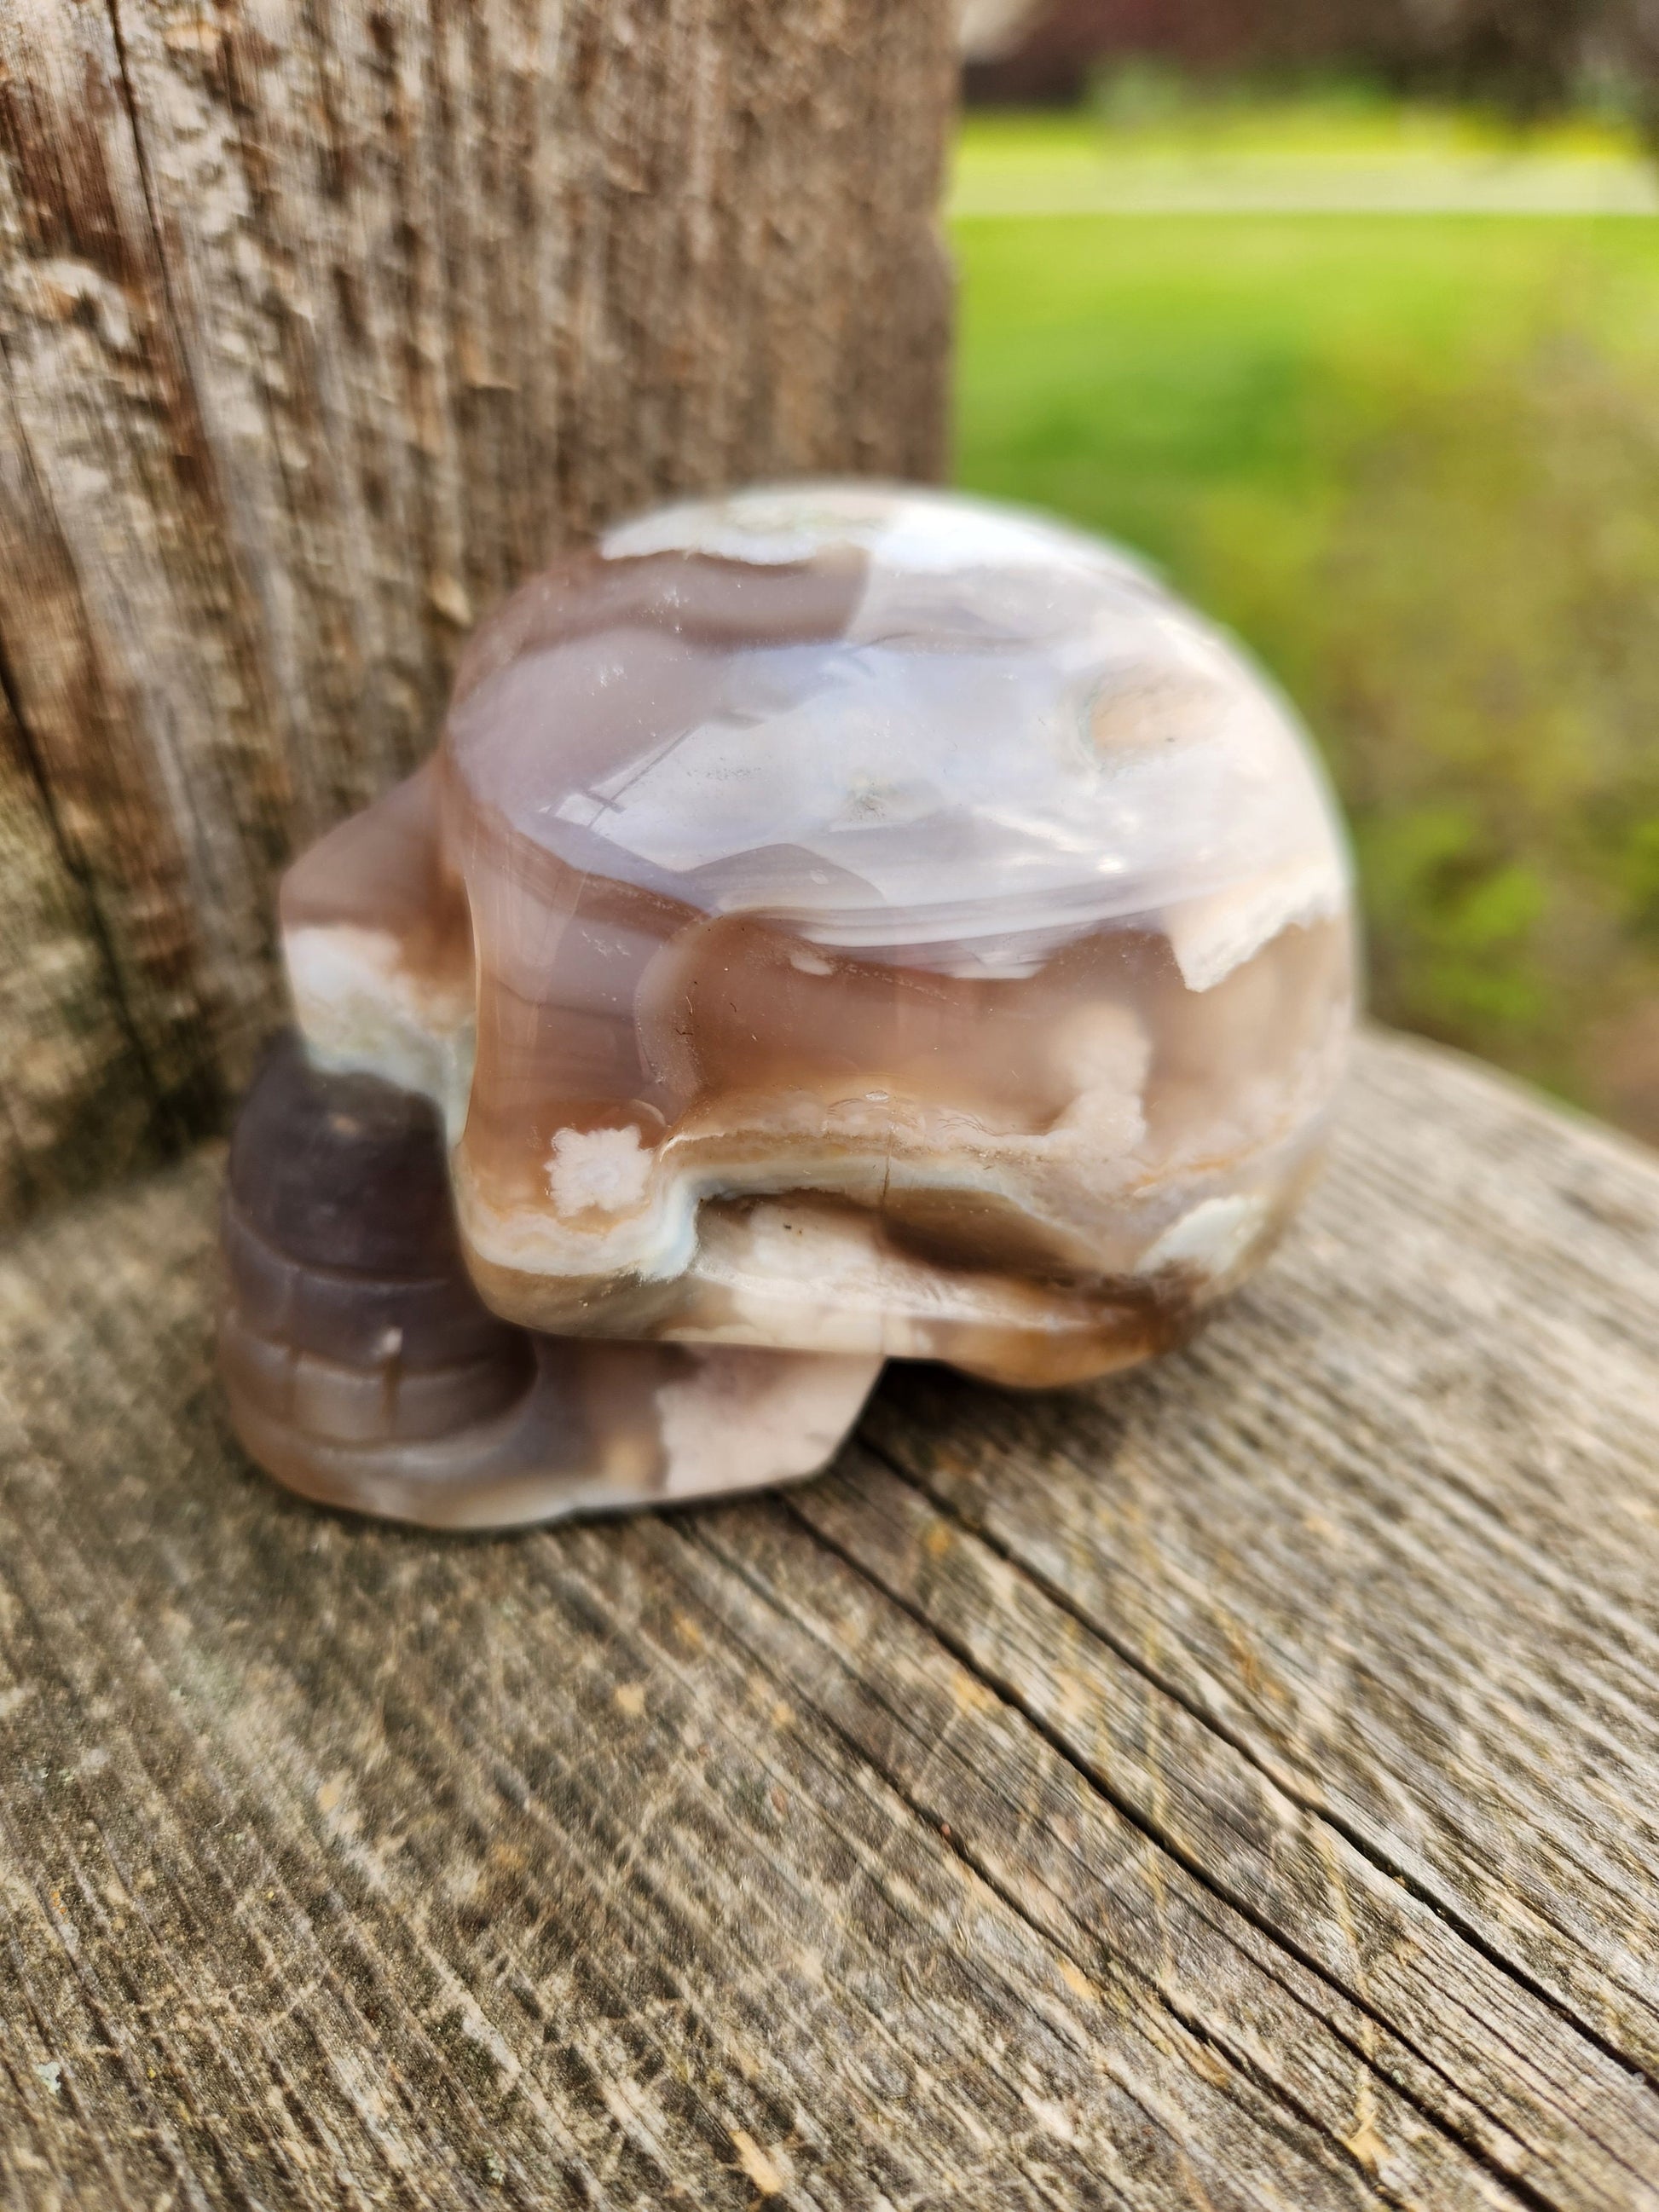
xmin=4 ymin=1035 xmax=1659 ymax=2205
xmin=863 ymin=1425 xmax=1659 ymax=2122
xmin=776 ymin=1463 xmax=1567 ymax=2212
xmin=0 ymin=617 xmax=173 ymax=1152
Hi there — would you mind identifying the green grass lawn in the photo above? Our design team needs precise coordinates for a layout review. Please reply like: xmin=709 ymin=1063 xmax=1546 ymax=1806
xmin=953 ymin=205 xmax=1659 ymax=575
xmin=951 ymin=114 xmax=1659 ymax=1135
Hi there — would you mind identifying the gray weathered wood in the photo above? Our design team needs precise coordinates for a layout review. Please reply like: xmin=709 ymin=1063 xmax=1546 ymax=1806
xmin=3 ymin=1026 xmax=1659 ymax=2209
xmin=0 ymin=0 xmax=956 ymax=1224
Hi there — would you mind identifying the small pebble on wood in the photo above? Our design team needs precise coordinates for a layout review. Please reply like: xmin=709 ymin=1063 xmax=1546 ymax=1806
xmin=223 ymin=484 xmax=1356 ymax=1525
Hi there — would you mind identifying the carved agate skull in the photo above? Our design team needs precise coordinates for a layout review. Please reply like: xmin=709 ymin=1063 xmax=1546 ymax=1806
xmin=221 ymin=484 xmax=1354 ymax=1526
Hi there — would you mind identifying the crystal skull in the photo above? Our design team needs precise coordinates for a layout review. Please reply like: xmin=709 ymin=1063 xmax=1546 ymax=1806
xmin=222 ymin=482 xmax=1354 ymax=1524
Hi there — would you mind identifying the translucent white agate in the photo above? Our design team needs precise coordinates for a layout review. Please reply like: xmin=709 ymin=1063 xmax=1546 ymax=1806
xmin=232 ymin=482 xmax=1353 ymax=1530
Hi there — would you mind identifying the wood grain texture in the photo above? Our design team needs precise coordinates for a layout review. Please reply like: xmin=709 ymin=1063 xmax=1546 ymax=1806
xmin=0 ymin=0 xmax=956 ymax=1224
xmin=3 ymin=1026 xmax=1658 ymax=2209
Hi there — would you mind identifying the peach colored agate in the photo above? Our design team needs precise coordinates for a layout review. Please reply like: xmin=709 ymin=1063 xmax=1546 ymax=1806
xmin=222 ymin=484 xmax=1354 ymax=1527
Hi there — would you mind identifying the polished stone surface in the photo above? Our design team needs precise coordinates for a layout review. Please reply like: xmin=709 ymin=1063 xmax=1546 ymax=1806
xmin=269 ymin=483 xmax=1352 ymax=1421
xmin=220 ymin=1037 xmax=878 ymax=1528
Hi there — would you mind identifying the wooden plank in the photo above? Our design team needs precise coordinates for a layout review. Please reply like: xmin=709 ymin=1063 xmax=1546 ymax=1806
xmin=2 ymin=1029 xmax=1657 ymax=2209
xmin=0 ymin=0 xmax=956 ymax=1227
xmin=0 ymin=684 xmax=156 ymax=1219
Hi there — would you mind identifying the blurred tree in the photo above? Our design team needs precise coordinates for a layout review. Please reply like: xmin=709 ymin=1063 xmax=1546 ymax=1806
xmin=963 ymin=0 xmax=1655 ymax=130
xmin=0 ymin=1 xmax=956 ymax=1225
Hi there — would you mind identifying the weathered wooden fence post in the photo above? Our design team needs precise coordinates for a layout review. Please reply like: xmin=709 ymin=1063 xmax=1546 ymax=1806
xmin=0 ymin=0 xmax=957 ymax=1222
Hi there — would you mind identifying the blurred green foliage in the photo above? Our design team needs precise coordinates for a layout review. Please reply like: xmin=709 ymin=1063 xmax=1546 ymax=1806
xmin=952 ymin=118 xmax=1659 ymax=1133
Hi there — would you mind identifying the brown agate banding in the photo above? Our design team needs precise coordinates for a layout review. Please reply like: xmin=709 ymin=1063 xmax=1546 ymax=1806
xmin=278 ymin=484 xmax=1353 ymax=1390
xmin=219 ymin=1037 xmax=878 ymax=1529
